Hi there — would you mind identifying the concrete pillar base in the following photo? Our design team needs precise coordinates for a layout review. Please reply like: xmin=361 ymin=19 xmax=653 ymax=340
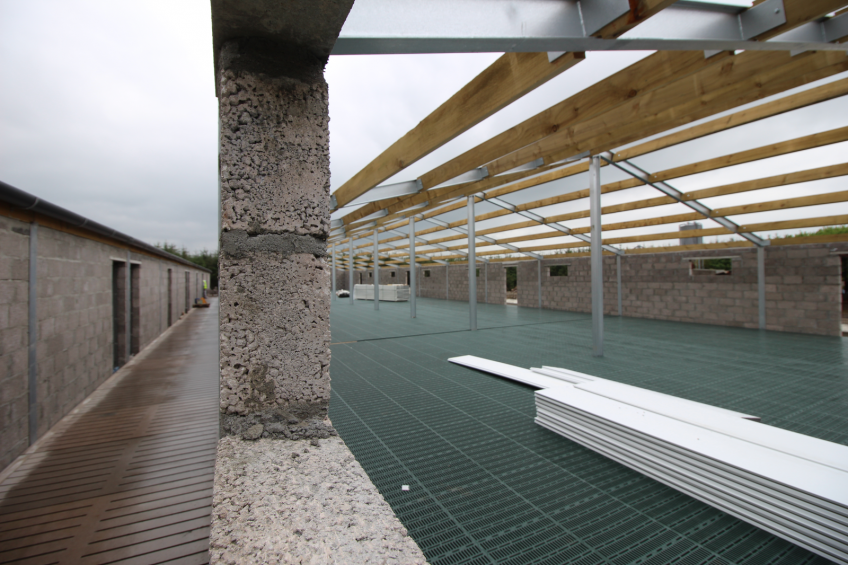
xmin=210 ymin=436 xmax=429 ymax=565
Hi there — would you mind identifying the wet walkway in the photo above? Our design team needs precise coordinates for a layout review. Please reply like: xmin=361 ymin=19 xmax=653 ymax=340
xmin=0 ymin=300 xmax=219 ymax=565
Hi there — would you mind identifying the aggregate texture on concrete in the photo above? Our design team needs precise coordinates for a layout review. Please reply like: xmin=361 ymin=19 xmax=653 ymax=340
xmin=210 ymin=435 xmax=429 ymax=565
xmin=217 ymin=37 xmax=333 ymax=432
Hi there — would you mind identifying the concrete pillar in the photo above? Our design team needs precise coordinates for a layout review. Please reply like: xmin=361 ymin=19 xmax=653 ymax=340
xmin=217 ymin=39 xmax=334 ymax=439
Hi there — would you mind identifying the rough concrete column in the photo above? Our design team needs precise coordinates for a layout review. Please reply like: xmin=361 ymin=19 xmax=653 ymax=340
xmin=217 ymin=39 xmax=333 ymax=440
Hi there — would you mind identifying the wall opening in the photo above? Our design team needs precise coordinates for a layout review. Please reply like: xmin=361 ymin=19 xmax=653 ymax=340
xmin=185 ymin=271 xmax=190 ymax=312
xmin=549 ymin=265 xmax=569 ymax=277
xmin=390 ymin=271 xmax=396 ymax=278
xmin=405 ymin=271 xmax=410 ymax=285
xmin=130 ymin=264 xmax=140 ymax=355
xmin=112 ymin=261 xmax=127 ymax=368
xmin=689 ymin=257 xmax=733 ymax=276
xmin=505 ymin=266 xmax=517 ymax=305
xmin=424 ymin=270 xmax=431 ymax=277
xmin=167 ymin=268 xmax=173 ymax=326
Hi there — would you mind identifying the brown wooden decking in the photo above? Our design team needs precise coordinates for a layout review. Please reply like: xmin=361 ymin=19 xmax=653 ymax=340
xmin=0 ymin=300 xmax=219 ymax=565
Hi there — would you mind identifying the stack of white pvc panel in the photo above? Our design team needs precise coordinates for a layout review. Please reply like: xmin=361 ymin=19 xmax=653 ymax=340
xmin=352 ymin=284 xmax=410 ymax=301
xmin=448 ymin=356 xmax=848 ymax=564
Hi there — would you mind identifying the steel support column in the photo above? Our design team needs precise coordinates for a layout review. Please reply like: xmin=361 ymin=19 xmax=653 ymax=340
xmin=758 ymin=247 xmax=766 ymax=329
xmin=410 ymin=216 xmax=416 ymax=318
xmin=446 ymin=264 xmax=449 ymax=300
xmin=27 ymin=223 xmax=37 ymax=444
xmin=468 ymin=195 xmax=477 ymax=330
xmin=616 ymin=254 xmax=622 ymax=317
xmin=590 ymin=156 xmax=604 ymax=357
xmin=538 ymin=259 xmax=542 ymax=309
xmin=348 ymin=239 xmax=354 ymax=305
xmin=373 ymin=231 xmax=380 ymax=310
xmin=331 ymin=246 xmax=337 ymax=298
xmin=484 ymin=263 xmax=488 ymax=305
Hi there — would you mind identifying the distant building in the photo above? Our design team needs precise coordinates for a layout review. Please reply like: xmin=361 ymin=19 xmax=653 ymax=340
xmin=680 ymin=222 xmax=703 ymax=245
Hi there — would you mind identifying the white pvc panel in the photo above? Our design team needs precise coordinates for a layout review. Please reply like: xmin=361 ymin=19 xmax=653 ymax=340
xmin=448 ymin=355 xmax=848 ymax=563
xmin=448 ymin=355 xmax=563 ymax=389
xmin=537 ymin=386 xmax=848 ymax=504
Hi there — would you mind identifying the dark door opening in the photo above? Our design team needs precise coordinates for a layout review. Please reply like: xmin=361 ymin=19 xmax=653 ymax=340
xmin=131 ymin=264 xmax=140 ymax=354
xmin=505 ymin=266 xmax=517 ymax=305
xmin=405 ymin=271 xmax=410 ymax=285
xmin=112 ymin=261 xmax=127 ymax=368
xmin=167 ymin=268 xmax=173 ymax=326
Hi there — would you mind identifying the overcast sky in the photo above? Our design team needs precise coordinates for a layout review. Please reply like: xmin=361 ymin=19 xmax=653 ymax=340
xmin=2 ymin=1 xmax=847 ymax=254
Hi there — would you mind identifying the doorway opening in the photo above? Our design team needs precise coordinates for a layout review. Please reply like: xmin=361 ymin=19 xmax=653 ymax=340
xmin=405 ymin=270 xmax=410 ymax=285
xmin=130 ymin=264 xmax=140 ymax=355
xmin=185 ymin=271 xmax=191 ymax=313
xmin=505 ymin=266 xmax=517 ymax=305
xmin=112 ymin=261 xmax=127 ymax=368
xmin=167 ymin=268 xmax=173 ymax=326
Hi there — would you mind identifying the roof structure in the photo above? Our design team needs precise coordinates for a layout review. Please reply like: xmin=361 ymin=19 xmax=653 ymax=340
xmin=326 ymin=0 xmax=848 ymax=275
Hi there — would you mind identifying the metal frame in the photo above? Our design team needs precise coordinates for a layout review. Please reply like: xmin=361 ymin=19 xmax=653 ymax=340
xmin=373 ymin=230 xmax=380 ymax=310
xmin=479 ymin=192 xmax=624 ymax=256
xmin=27 ymin=223 xmax=38 ymax=445
xmin=333 ymin=0 xmax=848 ymax=55
xmin=349 ymin=239 xmax=355 ymax=305
xmin=410 ymin=217 xmax=417 ymax=318
xmin=599 ymin=153 xmax=769 ymax=248
xmin=468 ymin=195 xmax=477 ymax=330
xmin=590 ymin=156 xmax=604 ymax=357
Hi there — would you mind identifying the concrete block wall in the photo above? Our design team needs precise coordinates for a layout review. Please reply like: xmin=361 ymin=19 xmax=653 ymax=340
xmin=524 ymin=243 xmax=845 ymax=336
xmin=329 ymin=244 xmax=845 ymax=336
xmin=0 ymin=213 xmax=209 ymax=471
xmin=416 ymin=263 xmax=506 ymax=304
xmin=0 ymin=217 xmax=30 ymax=471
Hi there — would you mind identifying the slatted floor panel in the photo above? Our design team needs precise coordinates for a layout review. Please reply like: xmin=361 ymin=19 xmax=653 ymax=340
xmin=329 ymin=298 xmax=845 ymax=565
xmin=0 ymin=301 xmax=219 ymax=565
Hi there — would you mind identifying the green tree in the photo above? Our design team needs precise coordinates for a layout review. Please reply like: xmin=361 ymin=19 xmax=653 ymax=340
xmin=155 ymin=242 xmax=219 ymax=288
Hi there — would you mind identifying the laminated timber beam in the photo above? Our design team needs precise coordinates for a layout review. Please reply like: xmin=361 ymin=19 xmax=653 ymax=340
xmin=330 ymin=51 xmax=585 ymax=210
xmin=487 ymin=50 xmax=848 ymax=175
xmin=335 ymin=132 xmax=848 ymax=256
xmin=333 ymin=0 xmax=848 ymax=227
xmin=338 ymin=49 xmax=848 ymax=232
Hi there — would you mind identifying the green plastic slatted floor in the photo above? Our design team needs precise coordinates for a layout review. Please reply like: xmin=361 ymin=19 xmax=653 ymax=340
xmin=329 ymin=298 xmax=846 ymax=565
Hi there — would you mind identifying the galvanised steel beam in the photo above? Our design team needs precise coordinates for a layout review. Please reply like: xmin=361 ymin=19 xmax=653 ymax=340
xmin=410 ymin=217 xmax=417 ymax=318
xmin=387 ymin=226 xmax=479 ymax=262
xmin=468 ymin=195 xmax=477 ymax=331
xmin=758 ymin=247 xmax=766 ymax=330
xmin=589 ymin=156 xmax=604 ymax=358
xmin=333 ymin=179 xmax=424 ymax=209
xmin=478 ymin=193 xmax=624 ymax=256
xmin=598 ymin=153 xmax=769 ymax=247
xmin=414 ymin=216 xmax=517 ymax=261
xmin=348 ymin=239 xmax=355 ymax=305
xmin=333 ymin=0 xmax=848 ymax=54
xmin=373 ymin=230 xmax=380 ymax=310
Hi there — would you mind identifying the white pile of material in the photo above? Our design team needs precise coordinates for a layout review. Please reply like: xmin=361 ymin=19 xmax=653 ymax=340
xmin=353 ymin=284 xmax=410 ymax=301
xmin=448 ymin=355 xmax=848 ymax=565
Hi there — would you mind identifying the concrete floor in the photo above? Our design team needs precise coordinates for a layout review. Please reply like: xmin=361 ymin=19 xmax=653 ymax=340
xmin=329 ymin=297 xmax=847 ymax=565
xmin=0 ymin=301 xmax=220 ymax=565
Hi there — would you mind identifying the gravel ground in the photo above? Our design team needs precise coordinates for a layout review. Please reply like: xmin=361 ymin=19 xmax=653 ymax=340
xmin=211 ymin=435 xmax=429 ymax=564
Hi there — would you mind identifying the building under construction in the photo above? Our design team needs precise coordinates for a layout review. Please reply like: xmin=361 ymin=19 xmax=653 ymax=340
xmin=1 ymin=1 xmax=848 ymax=564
